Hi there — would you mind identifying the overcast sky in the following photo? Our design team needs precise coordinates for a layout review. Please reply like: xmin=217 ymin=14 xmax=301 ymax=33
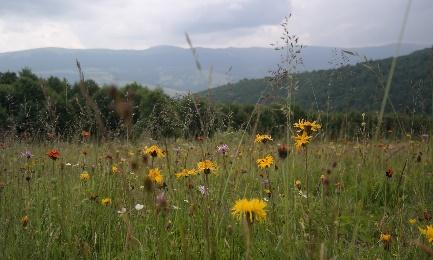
xmin=0 ymin=0 xmax=432 ymax=52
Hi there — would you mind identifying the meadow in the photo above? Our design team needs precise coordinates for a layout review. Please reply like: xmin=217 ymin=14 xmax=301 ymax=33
xmin=1 ymin=126 xmax=433 ymax=259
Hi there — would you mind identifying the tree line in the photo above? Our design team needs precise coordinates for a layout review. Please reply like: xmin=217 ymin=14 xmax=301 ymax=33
xmin=1 ymin=69 xmax=432 ymax=142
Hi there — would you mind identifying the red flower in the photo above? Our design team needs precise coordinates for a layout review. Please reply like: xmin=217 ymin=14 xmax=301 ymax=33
xmin=277 ymin=144 xmax=288 ymax=159
xmin=47 ymin=149 xmax=61 ymax=160
xmin=81 ymin=131 xmax=90 ymax=139
xmin=385 ymin=168 xmax=394 ymax=178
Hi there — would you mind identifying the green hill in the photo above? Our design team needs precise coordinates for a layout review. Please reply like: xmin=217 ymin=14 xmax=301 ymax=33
xmin=200 ymin=48 xmax=433 ymax=114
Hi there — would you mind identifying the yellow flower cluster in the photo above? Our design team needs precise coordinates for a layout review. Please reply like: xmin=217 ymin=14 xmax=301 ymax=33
xmin=256 ymin=155 xmax=273 ymax=169
xmin=175 ymin=168 xmax=197 ymax=179
xmin=80 ymin=171 xmax=91 ymax=181
xmin=148 ymin=168 xmax=164 ymax=185
xmin=293 ymin=131 xmax=312 ymax=151
xmin=293 ymin=119 xmax=321 ymax=133
xmin=197 ymin=160 xmax=217 ymax=174
xmin=379 ymin=233 xmax=391 ymax=242
xmin=231 ymin=198 xmax=267 ymax=223
xmin=143 ymin=145 xmax=165 ymax=158
xmin=293 ymin=119 xmax=321 ymax=151
xmin=112 ymin=165 xmax=119 ymax=174
xmin=254 ymin=134 xmax=273 ymax=144
xmin=174 ymin=160 xmax=217 ymax=180
xmin=101 ymin=198 xmax=112 ymax=206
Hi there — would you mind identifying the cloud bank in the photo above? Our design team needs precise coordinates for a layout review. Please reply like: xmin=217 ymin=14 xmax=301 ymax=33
xmin=0 ymin=0 xmax=431 ymax=52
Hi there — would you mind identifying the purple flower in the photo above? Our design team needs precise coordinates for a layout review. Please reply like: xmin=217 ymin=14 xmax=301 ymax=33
xmin=21 ymin=150 xmax=33 ymax=159
xmin=217 ymin=144 xmax=229 ymax=155
xmin=198 ymin=185 xmax=209 ymax=196
xmin=156 ymin=192 xmax=167 ymax=204
xmin=156 ymin=192 xmax=169 ymax=213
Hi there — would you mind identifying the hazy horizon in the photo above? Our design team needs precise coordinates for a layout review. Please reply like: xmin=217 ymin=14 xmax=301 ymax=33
xmin=0 ymin=42 xmax=431 ymax=54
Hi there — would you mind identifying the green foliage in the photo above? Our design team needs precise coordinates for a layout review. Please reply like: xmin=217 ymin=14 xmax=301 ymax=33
xmin=1 ymin=66 xmax=432 ymax=141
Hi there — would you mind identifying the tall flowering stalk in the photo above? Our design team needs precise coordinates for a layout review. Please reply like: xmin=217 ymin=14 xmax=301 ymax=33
xmin=21 ymin=151 xmax=33 ymax=193
xmin=196 ymin=159 xmax=217 ymax=259
xmin=256 ymin=155 xmax=274 ymax=199
xmin=232 ymin=198 xmax=267 ymax=259
xmin=292 ymin=119 xmax=320 ymax=245
xmin=47 ymin=149 xmax=60 ymax=174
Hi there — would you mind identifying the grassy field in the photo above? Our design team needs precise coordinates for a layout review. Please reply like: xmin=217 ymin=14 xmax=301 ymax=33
xmin=1 ymin=131 xmax=433 ymax=259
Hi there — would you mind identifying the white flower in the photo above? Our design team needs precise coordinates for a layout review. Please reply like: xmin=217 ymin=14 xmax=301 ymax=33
xmin=65 ymin=163 xmax=72 ymax=166
xmin=172 ymin=205 xmax=179 ymax=210
xmin=117 ymin=207 xmax=127 ymax=214
xmin=298 ymin=191 xmax=308 ymax=198
xmin=135 ymin=204 xmax=144 ymax=211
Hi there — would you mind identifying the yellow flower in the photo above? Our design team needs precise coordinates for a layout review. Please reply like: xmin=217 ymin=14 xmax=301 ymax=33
xmin=112 ymin=165 xmax=119 ymax=174
xmin=148 ymin=168 xmax=164 ymax=185
xmin=293 ymin=119 xmax=321 ymax=133
xmin=143 ymin=145 xmax=165 ymax=158
xmin=175 ymin=168 xmax=197 ymax=179
xmin=101 ymin=198 xmax=112 ymax=206
xmin=293 ymin=131 xmax=312 ymax=151
xmin=197 ymin=160 xmax=217 ymax=174
xmin=379 ymin=233 xmax=391 ymax=243
xmin=80 ymin=171 xmax=91 ymax=181
xmin=256 ymin=155 xmax=273 ymax=169
xmin=419 ymin=225 xmax=433 ymax=244
xmin=231 ymin=198 xmax=267 ymax=223
xmin=408 ymin=218 xmax=417 ymax=225
xmin=254 ymin=134 xmax=273 ymax=144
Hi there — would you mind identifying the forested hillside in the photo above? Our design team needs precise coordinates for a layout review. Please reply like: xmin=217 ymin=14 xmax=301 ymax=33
xmin=202 ymin=48 xmax=433 ymax=114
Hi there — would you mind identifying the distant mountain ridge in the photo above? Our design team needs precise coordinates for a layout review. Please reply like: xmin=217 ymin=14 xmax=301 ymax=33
xmin=0 ymin=43 xmax=429 ymax=94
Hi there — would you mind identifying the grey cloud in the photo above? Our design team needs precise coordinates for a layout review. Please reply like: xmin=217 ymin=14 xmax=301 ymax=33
xmin=0 ymin=0 xmax=432 ymax=51
xmin=288 ymin=0 xmax=433 ymax=47
xmin=0 ymin=0 xmax=77 ymax=17
xmin=179 ymin=0 xmax=290 ymax=33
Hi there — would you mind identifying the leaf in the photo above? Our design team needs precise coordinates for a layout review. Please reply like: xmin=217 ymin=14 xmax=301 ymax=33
xmin=342 ymin=49 xmax=356 ymax=56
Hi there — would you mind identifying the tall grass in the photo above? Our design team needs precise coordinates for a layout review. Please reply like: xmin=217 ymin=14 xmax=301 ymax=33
xmin=0 ymin=133 xmax=432 ymax=258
